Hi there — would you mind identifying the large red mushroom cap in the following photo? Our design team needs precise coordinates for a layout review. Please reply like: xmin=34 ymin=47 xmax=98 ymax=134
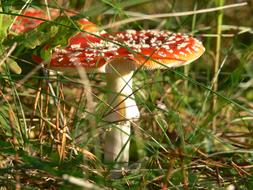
xmin=108 ymin=30 xmax=205 ymax=69
xmin=49 ymin=29 xmax=205 ymax=72
xmin=50 ymin=33 xmax=106 ymax=72
xmin=76 ymin=18 xmax=98 ymax=32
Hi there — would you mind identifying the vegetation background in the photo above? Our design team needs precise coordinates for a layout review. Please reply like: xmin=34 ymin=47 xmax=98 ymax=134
xmin=0 ymin=0 xmax=252 ymax=189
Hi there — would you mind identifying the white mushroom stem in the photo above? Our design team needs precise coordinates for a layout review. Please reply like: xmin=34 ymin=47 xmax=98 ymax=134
xmin=104 ymin=59 xmax=140 ymax=164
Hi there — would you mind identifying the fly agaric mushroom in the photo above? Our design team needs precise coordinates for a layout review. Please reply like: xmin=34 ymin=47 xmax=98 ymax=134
xmin=48 ymin=29 xmax=205 ymax=164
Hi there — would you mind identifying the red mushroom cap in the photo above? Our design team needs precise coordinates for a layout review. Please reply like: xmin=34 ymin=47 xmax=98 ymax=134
xmin=11 ymin=8 xmax=60 ymax=34
xmin=50 ymin=33 xmax=105 ymax=72
xmin=76 ymin=18 xmax=98 ymax=32
xmin=11 ymin=7 xmax=95 ymax=34
xmin=49 ymin=30 xmax=204 ymax=72
xmin=15 ymin=8 xmax=100 ymax=67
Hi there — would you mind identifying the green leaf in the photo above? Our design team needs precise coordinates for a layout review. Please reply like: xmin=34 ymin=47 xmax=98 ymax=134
xmin=1 ymin=0 xmax=12 ymax=12
xmin=4 ymin=16 xmax=78 ymax=50
xmin=23 ymin=30 xmax=48 ymax=49
xmin=215 ymin=0 xmax=225 ymax=6
xmin=0 ymin=103 xmax=10 ymax=131
xmin=0 ymin=0 xmax=28 ymax=11
xmin=0 ymin=15 xmax=11 ymax=44
xmin=6 ymin=57 xmax=22 ymax=74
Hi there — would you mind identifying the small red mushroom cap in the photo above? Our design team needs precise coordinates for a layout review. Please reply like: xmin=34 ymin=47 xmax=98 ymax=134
xmin=12 ymin=8 xmax=45 ymax=33
xmin=49 ymin=30 xmax=204 ymax=72
xmin=11 ymin=8 xmax=60 ymax=33
xmin=11 ymin=7 xmax=95 ymax=34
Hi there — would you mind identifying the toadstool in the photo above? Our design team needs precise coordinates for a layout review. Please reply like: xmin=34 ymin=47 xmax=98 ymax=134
xmin=48 ymin=29 xmax=205 ymax=165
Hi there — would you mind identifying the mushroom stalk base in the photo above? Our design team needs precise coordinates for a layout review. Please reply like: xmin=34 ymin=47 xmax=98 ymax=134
xmin=104 ymin=121 xmax=131 ymax=164
xmin=104 ymin=68 xmax=139 ymax=164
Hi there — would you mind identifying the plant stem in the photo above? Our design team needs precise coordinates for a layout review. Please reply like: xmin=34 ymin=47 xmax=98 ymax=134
xmin=184 ymin=0 xmax=198 ymax=90
xmin=212 ymin=0 xmax=224 ymax=131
